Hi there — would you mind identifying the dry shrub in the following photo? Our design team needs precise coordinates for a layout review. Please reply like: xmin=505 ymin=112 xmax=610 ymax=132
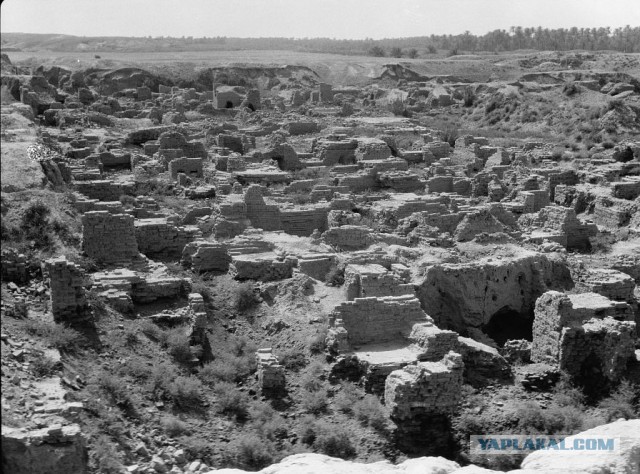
xmin=353 ymin=394 xmax=388 ymax=430
xmin=214 ymin=381 xmax=250 ymax=421
xmin=161 ymin=415 xmax=190 ymax=437
xmin=234 ymin=282 xmax=260 ymax=311
xmin=22 ymin=319 xmax=84 ymax=352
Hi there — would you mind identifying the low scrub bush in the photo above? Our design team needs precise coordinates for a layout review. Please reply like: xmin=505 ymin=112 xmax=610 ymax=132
xmin=599 ymin=380 xmax=639 ymax=421
xmin=441 ymin=125 xmax=459 ymax=147
xmin=249 ymin=402 xmax=288 ymax=441
xmin=234 ymin=282 xmax=260 ymax=312
xmin=190 ymin=275 xmax=214 ymax=302
xmin=301 ymin=387 xmax=329 ymax=414
xmin=119 ymin=355 xmax=152 ymax=380
xmin=139 ymin=320 xmax=165 ymax=343
xmin=300 ymin=360 xmax=326 ymax=392
xmin=231 ymin=434 xmax=275 ymax=470
xmin=353 ymin=394 xmax=388 ymax=430
xmin=308 ymin=328 xmax=328 ymax=355
xmin=168 ymin=376 xmax=204 ymax=411
xmin=22 ymin=319 xmax=83 ymax=352
xmin=98 ymin=372 xmax=134 ymax=410
xmin=164 ymin=326 xmax=198 ymax=364
xmin=334 ymin=382 xmax=360 ymax=414
xmin=30 ymin=353 xmax=59 ymax=377
xmin=93 ymin=435 xmax=125 ymax=474
xmin=199 ymin=335 xmax=257 ymax=385
xmin=214 ymin=381 xmax=250 ymax=421
xmin=311 ymin=422 xmax=356 ymax=459
xmin=161 ymin=415 xmax=190 ymax=437
xmin=278 ymin=347 xmax=307 ymax=371
xmin=325 ymin=264 xmax=345 ymax=286
xmin=514 ymin=401 xmax=586 ymax=434
xmin=147 ymin=361 xmax=179 ymax=398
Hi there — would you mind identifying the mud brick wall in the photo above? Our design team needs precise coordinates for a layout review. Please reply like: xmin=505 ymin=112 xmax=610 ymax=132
xmin=74 ymin=180 xmax=135 ymax=201
xmin=407 ymin=323 xmax=460 ymax=362
xmin=576 ymin=269 xmax=636 ymax=302
xmin=298 ymin=254 xmax=336 ymax=281
xmin=168 ymin=157 xmax=203 ymax=179
xmin=548 ymin=169 xmax=579 ymax=201
xmin=219 ymin=195 xmax=247 ymax=220
xmin=226 ymin=156 xmax=246 ymax=172
xmin=335 ymin=173 xmax=377 ymax=192
xmin=471 ymin=173 xmax=494 ymax=197
xmin=1 ymin=424 xmax=88 ymax=474
xmin=424 ymin=141 xmax=451 ymax=159
xmin=520 ymin=189 xmax=550 ymax=213
xmin=535 ymin=206 xmax=597 ymax=250
xmin=134 ymin=218 xmax=202 ymax=259
xmin=1 ymin=249 xmax=28 ymax=283
xmin=317 ymin=140 xmax=357 ymax=166
xmin=385 ymin=351 xmax=464 ymax=421
xmin=280 ymin=207 xmax=329 ymax=236
xmin=181 ymin=240 xmax=231 ymax=272
xmin=426 ymin=176 xmax=453 ymax=193
xmin=344 ymin=264 xmax=414 ymax=301
xmin=611 ymin=180 xmax=640 ymax=200
xmin=322 ymin=225 xmax=372 ymax=250
xmin=559 ymin=318 xmax=636 ymax=385
xmin=418 ymin=254 xmax=572 ymax=331
xmin=330 ymin=295 xmax=428 ymax=346
xmin=319 ymin=83 xmax=334 ymax=102
xmin=230 ymin=253 xmax=297 ymax=281
xmin=43 ymin=257 xmax=89 ymax=323
xmin=532 ymin=291 xmax=633 ymax=364
xmin=244 ymin=185 xmax=282 ymax=231
xmin=82 ymin=211 xmax=139 ymax=264
xmin=356 ymin=141 xmax=391 ymax=161
xmin=284 ymin=121 xmax=319 ymax=135
xmin=611 ymin=255 xmax=640 ymax=283
xmin=132 ymin=277 xmax=190 ymax=303
xmin=453 ymin=178 xmax=472 ymax=196
xmin=456 ymin=336 xmax=512 ymax=384
xmin=593 ymin=196 xmax=636 ymax=227
xmin=256 ymin=349 xmax=285 ymax=391
xmin=378 ymin=172 xmax=423 ymax=192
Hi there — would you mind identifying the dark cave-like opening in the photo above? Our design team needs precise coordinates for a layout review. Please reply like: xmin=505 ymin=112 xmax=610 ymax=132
xmin=482 ymin=306 xmax=533 ymax=346
xmin=225 ymin=100 xmax=234 ymax=109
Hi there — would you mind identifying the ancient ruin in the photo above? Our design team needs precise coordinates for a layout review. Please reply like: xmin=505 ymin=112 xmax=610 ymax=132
xmin=1 ymin=10 xmax=640 ymax=474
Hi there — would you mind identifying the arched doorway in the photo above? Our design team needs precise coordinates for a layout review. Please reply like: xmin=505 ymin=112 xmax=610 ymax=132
xmin=482 ymin=306 xmax=533 ymax=346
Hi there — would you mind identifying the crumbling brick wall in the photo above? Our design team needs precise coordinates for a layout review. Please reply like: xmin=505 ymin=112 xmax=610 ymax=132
xmin=1 ymin=249 xmax=28 ymax=283
xmin=230 ymin=253 xmax=297 ymax=281
xmin=344 ymin=264 xmax=414 ymax=300
xmin=134 ymin=218 xmax=202 ymax=260
xmin=330 ymin=295 xmax=428 ymax=346
xmin=559 ymin=317 xmax=636 ymax=386
xmin=181 ymin=240 xmax=231 ymax=272
xmin=168 ymin=157 xmax=203 ymax=179
xmin=256 ymin=348 xmax=285 ymax=393
xmin=74 ymin=180 xmax=135 ymax=201
xmin=1 ymin=424 xmax=88 ymax=474
xmin=81 ymin=211 xmax=139 ymax=264
xmin=532 ymin=291 xmax=635 ymax=383
xmin=322 ymin=225 xmax=372 ymax=250
xmin=43 ymin=257 xmax=89 ymax=324
xmin=385 ymin=351 xmax=464 ymax=419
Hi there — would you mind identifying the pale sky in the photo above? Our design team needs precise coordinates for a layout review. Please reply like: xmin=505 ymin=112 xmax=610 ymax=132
xmin=1 ymin=0 xmax=639 ymax=39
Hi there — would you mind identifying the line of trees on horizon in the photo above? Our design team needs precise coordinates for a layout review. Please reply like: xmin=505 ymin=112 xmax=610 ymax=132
xmin=3 ymin=26 xmax=639 ymax=55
